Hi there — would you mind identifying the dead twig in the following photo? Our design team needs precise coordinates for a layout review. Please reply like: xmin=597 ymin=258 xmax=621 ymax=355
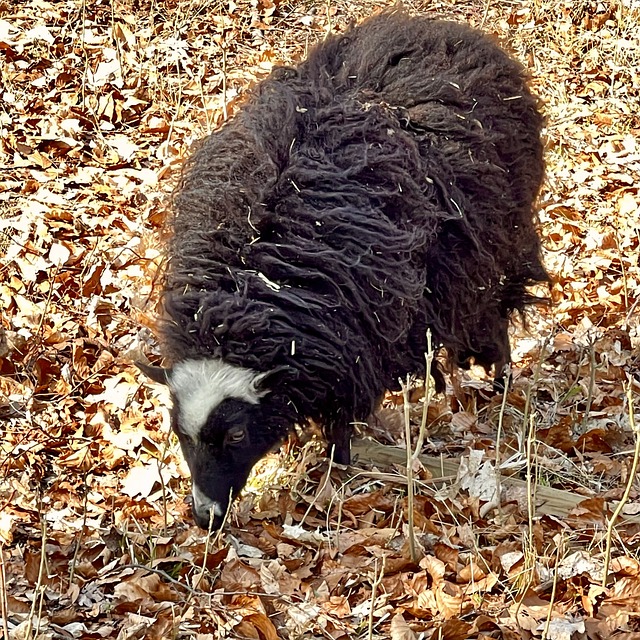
xmin=602 ymin=385 xmax=639 ymax=588
xmin=367 ymin=556 xmax=386 ymax=640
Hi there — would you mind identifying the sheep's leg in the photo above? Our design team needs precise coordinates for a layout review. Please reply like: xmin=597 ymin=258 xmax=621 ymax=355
xmin=326 ymin=423 xmax=352 ymax=465
xmin=430 ymin=360 xmax=446 ymax=394
xmin=493 ymin=365 xmax=509 ymax=392
xmin=492 ymin=327 xmax=512 ymax=392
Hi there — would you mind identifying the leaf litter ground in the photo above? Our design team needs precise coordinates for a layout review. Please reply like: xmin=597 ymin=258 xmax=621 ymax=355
xmin=0 ymin=0 xmax=639 ymax=638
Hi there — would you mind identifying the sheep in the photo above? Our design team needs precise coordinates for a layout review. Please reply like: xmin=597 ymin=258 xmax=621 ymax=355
xmin=139 ymin=10 xmax=549 ymax=529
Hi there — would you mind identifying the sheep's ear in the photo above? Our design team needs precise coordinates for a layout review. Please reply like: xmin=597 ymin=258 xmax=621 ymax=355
xmin=251 ymin=370 xmax=272 ymax=397
xmin=251 ymin=365 xmax=295 ymax=396
xmin=135 ymin=360 xmax=172 ymax=385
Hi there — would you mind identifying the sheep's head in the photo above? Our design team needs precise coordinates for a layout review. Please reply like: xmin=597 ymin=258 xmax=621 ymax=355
xmin=138 ymin=358 xmax=277 ymax=529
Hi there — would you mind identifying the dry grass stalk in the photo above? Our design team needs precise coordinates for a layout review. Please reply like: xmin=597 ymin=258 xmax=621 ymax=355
xmin=221 ymin=42 xmax=228 ymax=123
xmin=0 ymin=547 xmax=8 ymax=640
xmin=415 ymin=330 xmax=435 ymax=456
xmin=402 ymin=375 xmax=417 ymax=563
xmin=602 ymin=385 xmax=639 ymax=588
xmin=582 ymin=340 xmax=597 ymax=431
xmin=402 ymin=331 xmax=436 ymax=563
xmin=192 ymin=488 xmax=233 ymax=592
xmin=523 ymin=412 xmax=538 ymax=591
xmin=542 ymin=533 xmax=566 ymax=640
xmin=333 ymin=484 xmax=345 ymax=554
xmin=494 ymin=372 xmax=511 ymax=518
xmin=25 ymin=518 xmax=48 ymax=640
xmin=367 ymin=556 xmax=386 ymax=640
xmin=69 ymin=481 xmax=89 ymax=586
xmin=157 ymin=435 xmax=172 ymax=534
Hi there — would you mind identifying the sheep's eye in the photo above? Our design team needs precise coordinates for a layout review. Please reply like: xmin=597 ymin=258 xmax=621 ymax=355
xmin=226 ymin=429 xmax=246 ymax=445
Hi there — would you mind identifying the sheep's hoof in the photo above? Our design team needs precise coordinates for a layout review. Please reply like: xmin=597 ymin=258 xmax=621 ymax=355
xmin=493 ymin=376 xmax=507 ymax=393
xmin=430 ymin=365 xmax=446 ymax=394
xmin=493 ymin=365 xmax=511 ymax=393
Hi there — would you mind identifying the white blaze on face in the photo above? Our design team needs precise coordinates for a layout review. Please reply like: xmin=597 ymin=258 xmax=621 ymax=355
xmin=168 ymin=359 xmax=267 ymax=440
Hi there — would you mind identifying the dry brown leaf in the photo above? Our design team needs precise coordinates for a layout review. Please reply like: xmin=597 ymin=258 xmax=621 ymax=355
xmin=243 ymin=613 xmax=279 ymax=640
xmin=390 ymin=613 xmax=417 ymax=640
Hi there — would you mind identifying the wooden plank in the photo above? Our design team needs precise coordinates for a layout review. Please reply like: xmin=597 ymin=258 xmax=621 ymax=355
xmin=351 ymin=439 xmax=635 ymax=522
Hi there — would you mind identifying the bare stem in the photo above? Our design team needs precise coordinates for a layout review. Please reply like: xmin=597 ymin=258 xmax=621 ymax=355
xmin=367 ymin=557 xmax=386 ymax=640
xmin=402 ymin=376 xmax=417 ymax=563
xmin=602 ymin=385 xmax=639 ymax=587
xmin=542 ymin=534 xmax=565 ymax=640
xmin=494 ymin=372 xmax=511 ymax=517
xmin=25 ymin=518 xmax=48 ymax=640
xmin=0 ymin=545 xmax=9 ymax=640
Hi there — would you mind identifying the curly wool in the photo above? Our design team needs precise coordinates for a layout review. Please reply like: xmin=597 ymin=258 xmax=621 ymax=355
xmin=161 ymin=11 xmax=548 ymax=443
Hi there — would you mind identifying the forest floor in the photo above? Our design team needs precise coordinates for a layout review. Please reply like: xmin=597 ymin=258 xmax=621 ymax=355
xmin=1 ymin=0 xmax=640 ymax=638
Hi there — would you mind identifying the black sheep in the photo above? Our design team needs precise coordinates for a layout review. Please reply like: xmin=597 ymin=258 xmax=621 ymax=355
xmin=140 ymin=11 xmax=549 ymax=529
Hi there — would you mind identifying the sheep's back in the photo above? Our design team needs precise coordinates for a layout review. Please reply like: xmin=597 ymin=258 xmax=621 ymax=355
xmin=163 ymin=11 xmax=548 ymax=425
xmin=296 ymin=13 xmax=547 ymax=365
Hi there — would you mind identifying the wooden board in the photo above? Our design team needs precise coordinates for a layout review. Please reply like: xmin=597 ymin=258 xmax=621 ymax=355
xmin=351 ymin=439 xmax=636 ymax=523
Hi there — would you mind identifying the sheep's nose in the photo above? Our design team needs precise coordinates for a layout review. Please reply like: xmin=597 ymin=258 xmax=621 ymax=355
xmin=191 ymin=484 xmax=225 ymax=529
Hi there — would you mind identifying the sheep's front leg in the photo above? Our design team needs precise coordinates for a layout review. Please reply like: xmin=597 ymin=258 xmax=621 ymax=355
xmin=492 ymin=324 xmax=512 ymax=392
xmin=326 ymin=422 xmax=352 ymax=465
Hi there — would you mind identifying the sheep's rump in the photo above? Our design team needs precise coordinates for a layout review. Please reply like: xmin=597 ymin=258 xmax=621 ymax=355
xmin=163 ymin=12 xmax=547 ymax=428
